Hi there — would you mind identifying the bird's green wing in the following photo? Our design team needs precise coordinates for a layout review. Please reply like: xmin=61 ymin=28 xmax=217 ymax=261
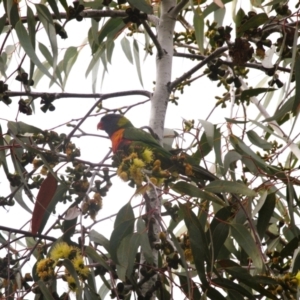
xmin=122 ymin=127 xmax=163 ymax=148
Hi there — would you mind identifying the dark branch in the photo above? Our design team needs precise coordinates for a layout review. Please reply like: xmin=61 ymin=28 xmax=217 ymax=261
xmin=0 ymin=225 xmax=57 ymax=245
xmin=169 ymin=46 xmax=228 ymax=91
xmin=170 ymin=0 xmax=189 ymax=17
xmin=16 ymin=9 xmax=128 ymax=25
xmin=6 ymin=90 xmax=152 ymax=100
xmin=140 ymin=19 xmax=165 ymax=59
xmin=174 ymin=52 xmax=292 ymax=73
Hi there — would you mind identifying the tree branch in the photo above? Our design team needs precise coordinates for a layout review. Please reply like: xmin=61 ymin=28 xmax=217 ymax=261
xmin=169 ymin=46 xmax=228 ymax=91
xmin=170 ymin=0 xmax=189 ymax=17
xmin=140 ymin=19 xmax=165 ymax=59
xmin=6 ymin=89 xmax=152 ymax=100
xmin=173 ymin=52 xmax=292 ymax=73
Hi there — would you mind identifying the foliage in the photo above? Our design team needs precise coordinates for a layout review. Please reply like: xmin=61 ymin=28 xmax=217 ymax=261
xmin=1 ymin=0 xmax=300 ymax=299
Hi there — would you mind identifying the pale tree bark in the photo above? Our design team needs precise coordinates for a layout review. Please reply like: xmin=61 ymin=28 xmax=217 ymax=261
xmin=140 ymin=0 xmax=178 ymax=298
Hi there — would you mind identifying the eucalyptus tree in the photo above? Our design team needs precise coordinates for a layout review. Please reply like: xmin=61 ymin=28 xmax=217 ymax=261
xmin=1 ymin=0 xmax=300 ymax=299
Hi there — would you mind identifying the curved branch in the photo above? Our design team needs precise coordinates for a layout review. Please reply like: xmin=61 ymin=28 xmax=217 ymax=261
xmin=169 ymin=46 xmax=228 ymax=91
xmin=174 ymin=52 xmax=292 ymax=73
xmin=6 ymin=89 xmax=152 ymax=100
xmin=170 ymin=0 xmax=189 ymax=17
xmin=141 ymin=19 xmax=165 ymax=59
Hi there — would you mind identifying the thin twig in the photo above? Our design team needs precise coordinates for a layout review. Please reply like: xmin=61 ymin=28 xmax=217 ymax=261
xmin=170 ymin=0 xmax=189 ymax=17
xmin=141 ymin=19 xmax=165 ymax=59
xmin=6 ymin=89 xmax=152 ymax=100
xmin=173 ymin=52 xmax=292 ymax=73
xmin=169 ymin=46 xmax=228 ymax=91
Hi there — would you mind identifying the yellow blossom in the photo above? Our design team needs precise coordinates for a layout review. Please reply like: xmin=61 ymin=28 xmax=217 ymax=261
xmin=36 ymin=258 xmax=54 ymax=280
xmin=142 ymin=149 xmax=153 ymax=163
xmin=184 ymin=249 xmax=193 ymax=262
xmin=50 ymin=242 xmax=79 ymax=261
xmin=129 ymin=165 xmax=143 ymax=186
xmin=295 ymin=271 xmax=300 ymax=286
xmin=149 ymin=177 xmax=158 ymax=185
xmin=40 ymin=165 xmax=48 ymax=175
xmin=184 ymin=163 xmax=194 ymax=176
xmin=72 ymin=255 xmax=89 ymax=277
xmin=66 ymin=275 xmax=77 ymax=292
xmin=118 ymin=171 xmax=129 ymax=181
xmin=133 ymin=158 xmax=145 ymax=168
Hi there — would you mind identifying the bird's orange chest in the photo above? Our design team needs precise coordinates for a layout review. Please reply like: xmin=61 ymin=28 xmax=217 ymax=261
xmin=110 ymin=129 xmax=129 ymax=153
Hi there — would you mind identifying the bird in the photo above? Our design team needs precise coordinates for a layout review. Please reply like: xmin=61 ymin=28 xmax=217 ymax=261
xmin=97 ymin=114 xmax=217 ymax=185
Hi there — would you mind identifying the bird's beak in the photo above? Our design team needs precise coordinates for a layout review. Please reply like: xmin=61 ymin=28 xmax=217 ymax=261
xmin=97 ymin=121 xmax=103 ymax=130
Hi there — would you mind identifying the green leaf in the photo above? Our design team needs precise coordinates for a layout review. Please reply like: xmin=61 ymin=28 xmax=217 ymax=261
xmin=63 ymin=46 xmax=78 ymax=74
xmin=133 ymin=39 xmax=143 ymax=87
xmin=280 ymin=237 xmax=299 ymax=259
xmin=211 ymin=222 xmax=229 ymax=259
xmin=110 ymin=202 xmax=135 ymax=263
xmin=62 ymin=259 xmax=82 ymax=300
xmin=27 ymin=6 xmax=36 ymax=86
xmin=58 ymin=0 xmax=68 ymax=12
xmin=246 ymin=130 xmax=273 ymax=150
xmin=37 ymin=280 xmax=54 ymax=300
xmin=39 ymin=42 xmax=53 ymax=65
xmin=212 ymin=278 xmax=253 ymax=298
xmin=127 ymin=0 xmax=153 ymax=14
xmin=35 ymin=4 xmax=58 ymax=73
xmin=85 ymin=246 xmax=111 ymax=270
xmin=229 ymin=134 xmax=269 ymax=173
xmin=125 ymin=233 xmax=141 ymax=279
xmin=0 ymin=125 xmax=9 ymax=175
xmin=121 ymin=36 xmax=133 ymax=64
xmin=241 ymin=88 xmax=276 ymax=101
xmin=286 ymin=182 xmax=298 ymax=238
xmin=171 ymin=181 xmax=225 ymax=206
xmin=214 ymin=126 xmax=223 ymax=175
xmin=98 ymin=280 xmax=111 ymax=300
xmin=237 ymin=13 xmax=269 ymax=35
xmin=98 ymin=18 xmax=124 ymax=45
xmin=116 ymin=234 xmax=132 ymax=281
xmin=178 ymin=274 xmax=201 ymax=300
xmin=293 ymin=56 xmax=300 ymax=115
xmin=32 ymin=61 xmax=51 ymax=88
xmin=62 ymin=206 xmax=78 ymax=241
xmin=197 ymin=131 xmax=213 ymax=158
xmin=180 ymin=203 xmax=210 ymax=288
xmin=264 ymin=95 xmax=294 ymax=122
xmin=0 ymin=53 xmax=7 ymax=78
xmin=223 ymin=150 xmax=241 ymax=177
xmin=257 ymin=193 xmax=275 ymax=239
xmin=9 ymin=1 xmax=19 ymax=28
xmin=262 ymin=0 xmax=286 ymax=6
xmin=85 ymin=45 xmax=105 ymax=78
xmin=205 ymin=180 xmax=256 ymax=196
xmin=218 ymin=261 xmax=277 ymax=299
xmin=137 ymin=217 xmax=153 ymax=264
xmin=46 ymin=0 xmax=61 ymax=20
xmin=230 ymin=224 xmax=264 ymax=272
xmin=193 ymin=8 xmax=204 ymax=53
xmin=0 ymin=14 xmax=7 ymax=35
xmin=10 ymin=186 xmax=32 ymax=214
xmin=198 ymin=120 xmax=214 ymax=147
xmin=106 ymin=40 xmax=114 ymax=64
xmin=7 ymin=121 xmax=44 ymax=135
xmin=89 ymin=230 xmax=110 ymax=253
xmin=15 ymin=21 xmax=54 ymax=82
xmin=203 ymin=0 xmax=232 ymax=18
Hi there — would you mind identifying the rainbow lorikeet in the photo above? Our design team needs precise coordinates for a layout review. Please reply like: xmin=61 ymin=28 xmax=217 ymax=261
xmin=97 ymin=114 xmax=217 ymax=184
